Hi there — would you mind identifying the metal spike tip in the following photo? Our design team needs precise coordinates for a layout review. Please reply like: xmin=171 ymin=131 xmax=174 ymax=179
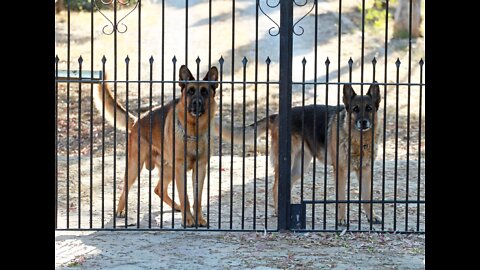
xmin=149 ymin=56 xmax=154 ymax=63
xmin=372 ymin=57 xmax=377 ymax=65
xmin=242 ymin=57 xmax=248 ymax=65
xmin=325 ymin=57 xmax=330 ymax=65
xmin=419 ymin=58 xmax=424 ymax=66
xmin=125 ymin=55 xmax=130 ymax=63
xmin=55 ymin=55 xmax=59 ymax=62
xmin=101 ymin=55 xmax=107 ymax=63
xmin=78 ymin=56 xmax=83 ymax=63
xmin=302 ymin=57 xmax=306 ymax=65
xmin=219 ymin=56 xmax=224 ymax=64
xmin=348 ymin=58 xmax=353 ymax=66
xmin=196 ymin=56 xmax=201 ymax=64
xmin=172 ymin=56 xmax=177 ymax=63
xmin=395 ymin=58 xmax=401 ymax=67
xmin=265 ymin=57 xmax=271 ymax=64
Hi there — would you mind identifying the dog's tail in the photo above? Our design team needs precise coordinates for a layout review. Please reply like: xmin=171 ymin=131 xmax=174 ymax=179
xmin=93 ymin=73 xmax=136 ymax=130
xmin=215 ymin=114 xmax=277 ymax=146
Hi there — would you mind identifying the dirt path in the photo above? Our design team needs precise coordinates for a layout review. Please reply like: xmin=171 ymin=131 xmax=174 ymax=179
xmin=56 ymin=230 xmax=425 ymax=269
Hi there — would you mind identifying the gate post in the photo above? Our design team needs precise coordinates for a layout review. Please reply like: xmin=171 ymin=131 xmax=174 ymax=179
xmin=277 ymin=0 xmax=293 ymax=231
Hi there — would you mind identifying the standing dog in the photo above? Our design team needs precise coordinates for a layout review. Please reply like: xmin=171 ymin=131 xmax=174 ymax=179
xmin=217 ymin=83 xmax=382 ymax=225
xmin=93 ymin=65 xmax=218 ymax=227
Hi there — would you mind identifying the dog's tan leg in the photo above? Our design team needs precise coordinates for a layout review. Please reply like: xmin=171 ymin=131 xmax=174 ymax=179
xmin=174 ymin=166 xmax=195 ymax=227
xmin=154 ymin=164 xmax=181 ymax=212
xmin=335 ymin=165 xmax=348 ymax=226
xmin=192 ymin=160 xmax=208 ymax=227
xmin=358 ymin=166 xmax=382 ymax=224
xmin=116 ymin=146 xmax=147 ymax=218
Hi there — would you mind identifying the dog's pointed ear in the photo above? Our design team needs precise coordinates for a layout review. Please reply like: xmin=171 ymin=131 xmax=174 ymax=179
xmin=179 ymin=65 xmax=195 ymax=90
xmin=367 ymin=81 xmax=381 ymax=110
xmin=343 ymin=84 xmax=356 ymax=110
xmin=203 ymin=66 xmax=219 ymax=95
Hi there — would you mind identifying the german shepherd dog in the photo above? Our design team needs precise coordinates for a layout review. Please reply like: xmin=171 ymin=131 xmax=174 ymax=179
xmin=217 ymin=83 xmax=382 ymax=225
xmin=93 ymin=65 xmax=219 ymax=227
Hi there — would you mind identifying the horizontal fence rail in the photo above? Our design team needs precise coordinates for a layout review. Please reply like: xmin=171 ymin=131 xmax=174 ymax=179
xmin=55 ymin=0 xmax=425 ymax=233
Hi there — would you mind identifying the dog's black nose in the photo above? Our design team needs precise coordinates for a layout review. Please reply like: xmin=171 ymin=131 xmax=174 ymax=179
xmin=191 ymin=99 xmax=202 ymax=109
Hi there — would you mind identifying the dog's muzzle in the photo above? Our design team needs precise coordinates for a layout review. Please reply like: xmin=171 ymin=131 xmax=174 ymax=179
xmin=188 ymin=98 xmax=205 ymax=116
xmin=355 ymin=119 xmax=371 ymax=131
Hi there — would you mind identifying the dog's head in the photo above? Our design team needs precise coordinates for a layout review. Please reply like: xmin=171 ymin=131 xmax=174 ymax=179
xmin=178 ymin=65 xmax=219 ymax=117
xmin=343 ymin=82 xmax=381 ymax=132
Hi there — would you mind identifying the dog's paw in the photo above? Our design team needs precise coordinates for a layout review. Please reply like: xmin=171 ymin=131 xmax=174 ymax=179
xmin=173 ymin=203 xmax=182 ymax=212
xmin=337 ymin=216 xmax=347 ymax=226
xmin=368 ymin=214 xmax=382 ymax=224
xmin=196 ymin=215 xmax=208 ymax=227
xmin=181 ymin=214 xmax=196 ymax=228
xmin=115 ymin=211 xmax=125 ymax=218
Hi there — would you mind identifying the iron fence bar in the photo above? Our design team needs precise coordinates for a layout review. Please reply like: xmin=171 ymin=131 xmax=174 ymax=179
xmin=138 ymin=0 xmax=143 ymax=229
xmin=394 ymin=58 xmax=401 ymax=232
xmin=311 ymin=0 xmax=318 ymax=231
xmin=55 ymin=228 xmax=281 ymax=232
xmin=185 ymin=0 xmax=189 ymax=65
xmin=53 ymin=227 xmax=422 ymax=233
xmin=113 ymin=0 xmax=120 ymax=229
xmin=195 ymin=58 xmax=200 ymax=229
xmin=230 ymin=0 xmax=236 ymax=230
xmin=172 ymin=56 xmax=177 ymax=228
xmin=253 ymin=0 xmax=259 ymax=231
xmin=89 ymin=0 xmax=94 ymax=229
xmin=101 ymin=56 xmax=106 ymax=229
xmin=300 ymin=58 xmax=306 ymax=214
xmin=55 ymin=56 xmax=59 ymax=229
xmin=66 ymin=0 xmax=71 ymax=229
xmin=161 ymin=0 xmax=165 ymax=229
xmin=218 ymin=56 xmax=225 ymax=229
xmin=183 ymin=59 xmax=188 ymax=229
xmin=370 ymin=58 xmax=377 ymax=231
xmin=207 ymin=0 xmax=213 ymax=230
xmin=359 ymin=0 xmax=368 ymax=230
xmin=335 ymin=0 xmax=342 ymax=232
xmin=78 ymin=56 xmax=83 ymax=229
xmin=148 ymin=57 xmax=154 ymax=228
xmin=125 ymin=55 xmax=131 ymax=229
xmin=265 ymin=57 xmax=271 ymax=230
xmin=417 ymin=59 xmax=424 ymax=232
xmin=324 ymin=58 xmax=330 ymax=230
xmin=346 ymin=58 xmax=353 ymax=231
xmin=55 ymin=79 xmax=424 ymax=86
xmin=278 ymin=0 xmax=293 ymax=231
xmin=382 ymin=0 xmax=390 ymax=232
xmin=303 ymin=199 xmax=425 ymax=204
xmin=241 ymin=57 xmax=248 ymax=230
xmin=405 ymin=0 xmax=413 ymax=232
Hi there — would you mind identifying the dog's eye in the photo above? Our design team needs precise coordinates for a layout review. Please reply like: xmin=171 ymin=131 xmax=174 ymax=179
xmin=187 ymin=88 xmax=195 ymax=95
xmin=365 ymin=105 xmax=372 ymax=112
xmin=201 ymin=87 xmax=208 ymax=96
xmin=353 ymin=106 xmax=359 ymax=112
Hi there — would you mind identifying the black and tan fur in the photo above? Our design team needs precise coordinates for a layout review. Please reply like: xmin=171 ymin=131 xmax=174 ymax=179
xmin=217 ymin=83 xmax=382 ymax=225
xmin=93 ymin=65 xmax=219 ymax=227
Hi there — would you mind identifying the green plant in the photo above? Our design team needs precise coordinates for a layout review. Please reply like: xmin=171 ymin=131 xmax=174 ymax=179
xmin=360 ymin=0 xmax=398 ymax=29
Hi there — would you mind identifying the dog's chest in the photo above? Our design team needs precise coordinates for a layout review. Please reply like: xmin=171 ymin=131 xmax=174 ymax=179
xmin=339 ymin=138 xmax=376 ymax=169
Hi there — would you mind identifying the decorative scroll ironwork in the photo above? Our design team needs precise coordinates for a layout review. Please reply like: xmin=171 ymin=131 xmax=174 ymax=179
xmin=94 ymin=0 xmax=139 ymax=35
xmin=259 ymin=0 xmax=316 ymax=37
xmin=292 ymin=0 xmax=316 ymax=36
xmin=258 ymin=0 xmax=281 ymax=36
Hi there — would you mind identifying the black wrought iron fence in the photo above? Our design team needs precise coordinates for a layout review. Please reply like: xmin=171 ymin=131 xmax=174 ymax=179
xmin=55 ymin=0 xmax=425 ymax=233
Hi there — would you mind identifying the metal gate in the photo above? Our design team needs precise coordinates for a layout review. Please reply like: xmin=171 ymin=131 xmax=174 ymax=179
xmin=55 ymin=0 xmax=425 ymax=233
